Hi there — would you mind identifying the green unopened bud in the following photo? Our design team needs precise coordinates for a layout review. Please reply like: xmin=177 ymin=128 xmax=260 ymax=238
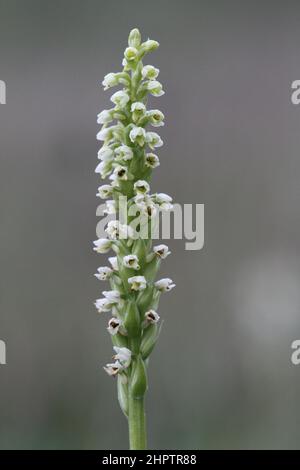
xmin=137 ymin=285 xmax=155 ymax=312
xmin=143 ymin=256 xmax=160 ymax=283
xmin=117 ymin=374 xmax=129 ymax=417
xmin=128 ymin=28 xmax=141 ymax=48
xmin=111 ymin=333 xmax=129 ymax=349
xmin=141 ymin=323 xmax=160 ymax=359
xmin=130 ymin=356 xmax=147 ymax=398
xmin=124 ymin=300 xmax=141 ymax=337
xmin=141 ymin=39 xmax=159 ymax=54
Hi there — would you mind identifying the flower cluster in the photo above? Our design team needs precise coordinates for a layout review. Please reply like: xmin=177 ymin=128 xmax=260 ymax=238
xmin=93 ymin=28 xmax=175 ymax=415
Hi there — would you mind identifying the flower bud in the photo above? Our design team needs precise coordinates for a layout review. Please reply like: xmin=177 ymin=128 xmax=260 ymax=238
xmin=142 ymin=39 xmax=159 ymax=53
xmin=128 ymin=28 xmax=141 ymax=48
xmin=117 ymin=374 xmax=129 ymax=417
xmin=136 ymin=285 xmax=155 ymax=312
xmin=132 ymin=238 xmax=146 ymax=262
xmin=130 ymin=356 xmax=148 ymax=398
xmin=141 ymin=323 xmax=160 ymax=359
xmin=142 ymin=256 xmax=160 ymax=283
xmin=124 ymin=300 xmax=141 ymax=337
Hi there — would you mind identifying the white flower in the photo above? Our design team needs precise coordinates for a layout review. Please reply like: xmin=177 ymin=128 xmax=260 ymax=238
xmin=145 ymin=310 xmax=160 ymax=324
xmin=113 ymin=165 xmax=128 ymax=181
xmin=115 ymin=145 xmax=133 ymax=162
xmin=93 ymin=238 xmax=112 ymax=253
xmin=142 ymin=65 xmax=159 ymax=80
xmin=96 ymin=184 xmax=113 ymax=199
xmin=123 ymin=254 xmax=140 ymax=270
xmin=147 ymin=109 xmax=165 ymax=127
xmin=95 ymin=298 xmax=111 ymax=313
xmin=154 ymin=192 xmax=173 ymax=211
xmin=95 ymin=160 xmax=113 ymax=178
xmin=113 ymin=346 xmax=132 ymax=368
xmin=103 ymin=290 xmax=121 ymax=306
xmin=102 ymin=73 xmax=119 ymax=90
xmin=134 ymin=194 xmax=158 ymax=218
xmin=147 ymin=80 xmax=164 ymax=97
xmin=108 ymin=256 xmax=119 ymax=271
xmin=105 ymin=220 xmax=119 ymax=239
xmin=124 ymin=46 xmax=138 ymax=62
xmin=155 ymin=278 xmax=176 ymax=292
xmin=105 ymin=220 xmax=135 ymax=240
xmin=96 ymin=126 xmax=117 ymax=142
xmin=111 ymin=90 xmax=130 ymax=108
xmin=146 ymin=131 xmax=163 ymax=149
xmin=97 ymin=146 xmax=114 ymax=161
xmin=131 ymin=102 xmax=146 ymax=113
xmin=128 ymin=275 xmax=147 ymax=291
xmin=109 ymin=173 xmax=120 ymax=188
xmin=153 ymin=244 xmax=171 ymax=259
xmin=103 ymin=200 xmax=116 ymax=215
xmin=129 ymin=126 xmax=146 ymax=146
xmin=95 ymin=266 xmax=113 ymax=281
xmin=104 ymin=361 xmax=122 ymax=376
xmin=97 ymin=109 xmax=113 ymax=124
xmin=107 ymin=317 xmax=122 ymax=336
xmin=145 ymin=153 xmax=160 ymax=169
xmin=134 ymin=180 xmax=150 ymax=195
xmin=131 ymin=102 xmax=146 ymax=122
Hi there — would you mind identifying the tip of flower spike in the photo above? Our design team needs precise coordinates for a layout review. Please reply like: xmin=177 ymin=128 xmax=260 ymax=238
xmin=128 ymin=28 xmax=141 ymax=48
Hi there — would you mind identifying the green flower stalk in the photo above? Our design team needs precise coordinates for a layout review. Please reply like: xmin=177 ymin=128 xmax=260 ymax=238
xmin=93 ymin=28 xmax=175 ymax=450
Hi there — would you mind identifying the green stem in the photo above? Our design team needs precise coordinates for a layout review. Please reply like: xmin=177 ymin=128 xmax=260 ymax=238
xmin=128 ymin=394 xmax=147 ymax=450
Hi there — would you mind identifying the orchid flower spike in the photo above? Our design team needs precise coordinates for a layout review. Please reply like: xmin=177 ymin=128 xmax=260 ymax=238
xmin=94 ymin=28 xmax=175 ymax=450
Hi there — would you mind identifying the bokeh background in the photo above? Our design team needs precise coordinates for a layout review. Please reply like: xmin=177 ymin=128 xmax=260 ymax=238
xmin=0 ymin=0 xmax=300 ymax=450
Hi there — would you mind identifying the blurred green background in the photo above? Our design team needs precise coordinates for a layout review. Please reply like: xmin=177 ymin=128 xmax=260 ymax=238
xmin=1 ymin=0 xmax=300 ymax=449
